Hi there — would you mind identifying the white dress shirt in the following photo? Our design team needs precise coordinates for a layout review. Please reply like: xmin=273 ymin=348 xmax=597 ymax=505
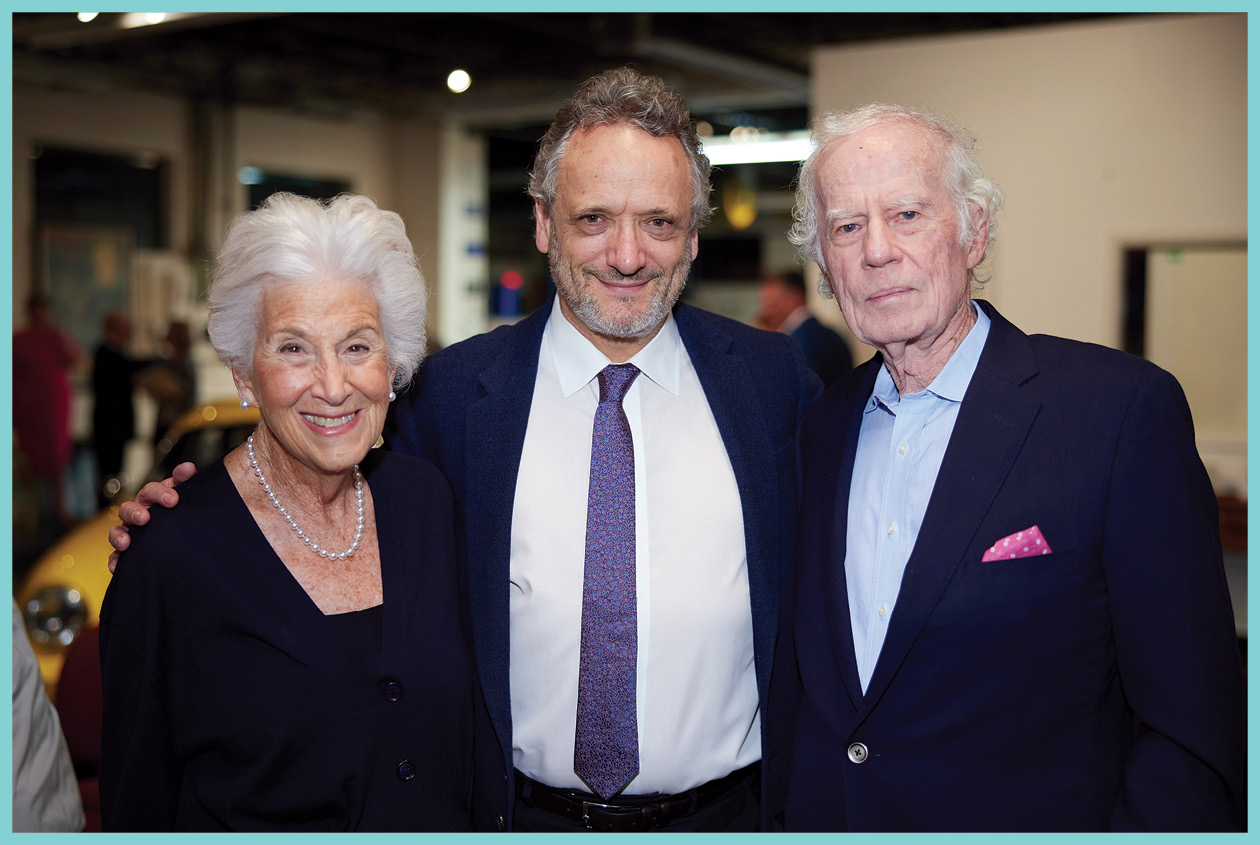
xmin=510 ymin=299 xmax=760 ymax=794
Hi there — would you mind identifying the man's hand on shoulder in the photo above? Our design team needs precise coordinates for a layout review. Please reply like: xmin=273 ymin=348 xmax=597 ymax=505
xmin=107 ymin=462 xmax=198 ymax=573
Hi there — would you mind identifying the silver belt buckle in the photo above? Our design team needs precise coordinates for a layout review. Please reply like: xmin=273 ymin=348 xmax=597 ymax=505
xmin=581 ymin=799 xmax=624 ymax=830
xmin=581 ymin=801 xmax=602 ymax=829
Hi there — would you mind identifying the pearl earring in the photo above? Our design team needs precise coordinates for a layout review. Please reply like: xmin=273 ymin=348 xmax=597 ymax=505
xmin=388 ymin=390 xmax=396 ymax=402
xmin=240 ymin=398 xmax=250 ymax=409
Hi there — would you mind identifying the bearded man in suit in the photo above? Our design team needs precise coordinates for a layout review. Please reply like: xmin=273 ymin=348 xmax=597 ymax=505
xmin=388 ymin=67 xmax=821 ymax=832
xmin=386 ymin=66 xmax=819 ymax=832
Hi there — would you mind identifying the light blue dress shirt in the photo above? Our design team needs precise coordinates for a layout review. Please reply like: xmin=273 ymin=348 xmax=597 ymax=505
xmin=845 ymin=302 xmax=991 ymax=692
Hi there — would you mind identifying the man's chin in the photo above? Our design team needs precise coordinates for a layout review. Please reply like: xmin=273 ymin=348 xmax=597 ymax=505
xmin=567 ymin=294 xmax=672 ymax=339
xmin=582 ymin=311 xmax=662 ymax=339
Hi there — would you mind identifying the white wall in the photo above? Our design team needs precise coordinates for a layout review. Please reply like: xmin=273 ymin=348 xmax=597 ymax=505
xmin=385 ymin=115 xmax=445 ymax=338
xmin=229 ymin=107 xmax=392 ymax=234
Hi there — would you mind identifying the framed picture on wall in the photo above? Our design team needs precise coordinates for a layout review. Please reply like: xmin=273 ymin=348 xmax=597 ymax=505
xmin=38 ymin=223 xmax=135 ymax=350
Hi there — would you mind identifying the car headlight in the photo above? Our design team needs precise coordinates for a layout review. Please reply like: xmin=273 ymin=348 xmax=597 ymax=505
xmin=24 ymin=587 xmax=89 ymax=648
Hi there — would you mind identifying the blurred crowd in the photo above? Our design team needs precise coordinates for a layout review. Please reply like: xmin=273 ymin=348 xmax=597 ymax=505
xmin=12 ymin=298 xmax=195 ymax=583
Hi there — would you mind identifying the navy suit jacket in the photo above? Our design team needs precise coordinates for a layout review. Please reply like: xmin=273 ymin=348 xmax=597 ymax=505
xmin=789 ymin=314 xmax=853 ymax=388
xmin=786 ymin=301 xmax=1245 ymax=831
xmin=388 ymin=298 xmax=821 ymax=828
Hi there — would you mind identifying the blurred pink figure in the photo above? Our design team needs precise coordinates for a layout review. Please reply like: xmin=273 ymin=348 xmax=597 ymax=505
xmin=13 ymin=294 xmax=83 ymax=526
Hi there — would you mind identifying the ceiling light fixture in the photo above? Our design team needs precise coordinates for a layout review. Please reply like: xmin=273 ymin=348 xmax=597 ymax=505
xmin=701 ymin=129 xmax=814 ymax=166
xmin=446 ymin=69 xmax=471 ymax=94
xmin=118 ymin=12 xmax=197 ymax=29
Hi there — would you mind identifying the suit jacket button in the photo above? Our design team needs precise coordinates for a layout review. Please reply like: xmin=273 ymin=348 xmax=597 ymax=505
xmin=847 ymin=742 xmax=869 ymax=764
xmin=383 ymin=680 xmax=403 ymax=702
xmin=397 ymin=758 xmax=416 ymax=781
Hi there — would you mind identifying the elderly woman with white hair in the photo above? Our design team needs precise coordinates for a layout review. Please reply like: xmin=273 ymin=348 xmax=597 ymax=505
xmin=99 ymin=193 xmax=482 ymax=831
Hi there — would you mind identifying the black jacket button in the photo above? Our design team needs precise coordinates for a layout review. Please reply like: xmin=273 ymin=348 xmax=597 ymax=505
xmin=397 ymin=759 xmax=416 ymax=781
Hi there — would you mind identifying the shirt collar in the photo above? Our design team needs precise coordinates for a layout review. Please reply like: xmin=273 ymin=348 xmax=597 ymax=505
xmin=866 ymin=300 xmax=991 ymax=412
xmin=546 ymin=296 xmax=682 ymax=398
xmin=926 ymin=301 xmax=990 ymax=402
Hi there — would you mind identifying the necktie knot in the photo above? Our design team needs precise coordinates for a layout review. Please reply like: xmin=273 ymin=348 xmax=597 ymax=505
xmin=598 ymin=364 xmax=640 ymax=405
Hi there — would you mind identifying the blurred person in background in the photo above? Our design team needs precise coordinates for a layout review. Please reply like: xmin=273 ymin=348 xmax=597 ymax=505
xmin=91 ymin=311 xmax=152 ymax=507
xmin=137 ymin=319 xmax=198 ymax=447
xmin=755 ymin=269 xmax=853 ymax=387
xmin=99 ymin=193 xmax=494 ymax=831
xmin=13 ymin=294 xmax=83 ymax=531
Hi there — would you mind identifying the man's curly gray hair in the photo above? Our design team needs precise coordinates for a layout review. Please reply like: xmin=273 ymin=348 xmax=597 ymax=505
xmin=528 ymin=66 xmax=713 ymax=232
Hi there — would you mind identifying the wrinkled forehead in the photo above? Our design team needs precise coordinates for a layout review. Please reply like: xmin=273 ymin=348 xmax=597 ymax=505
xmin=816 ymin=121 xmax=950 ymax=201
xmin=554 ymin=124 xmax=693 ymax=215
xmin=259 ymin=275 xmax=378 ymax=324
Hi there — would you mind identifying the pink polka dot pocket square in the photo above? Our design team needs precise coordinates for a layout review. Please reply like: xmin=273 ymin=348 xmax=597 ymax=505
xmin=981 ymin=525 xmax=1052 ymax=561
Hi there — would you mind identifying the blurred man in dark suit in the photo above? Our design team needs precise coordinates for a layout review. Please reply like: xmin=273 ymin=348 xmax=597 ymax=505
xmin=92 ymin=312 xmax=151 ymax=506
xmin=756 ymin=269 xmax=853 ymax=387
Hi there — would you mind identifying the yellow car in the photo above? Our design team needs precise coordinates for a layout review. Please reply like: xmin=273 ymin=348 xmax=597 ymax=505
xmin=17 ymin=399 xmax=260 ymax=697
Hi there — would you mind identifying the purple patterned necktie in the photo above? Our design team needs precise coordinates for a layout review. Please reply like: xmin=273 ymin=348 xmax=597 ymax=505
xmin=574 ymin=363 xmax=641 ymax=799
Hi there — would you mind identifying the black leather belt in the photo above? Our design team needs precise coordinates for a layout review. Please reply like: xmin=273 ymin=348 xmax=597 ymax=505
xmin=514 ymin=763 xmax=760 ymax=832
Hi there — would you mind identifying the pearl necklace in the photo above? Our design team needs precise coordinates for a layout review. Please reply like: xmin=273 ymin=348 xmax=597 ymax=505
xmin=246 ymin=434 xmax=365 ymax=560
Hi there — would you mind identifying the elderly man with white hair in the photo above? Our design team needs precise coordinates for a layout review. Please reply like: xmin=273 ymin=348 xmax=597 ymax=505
xmin=783 ymin=103 xmax=1245 ymax=832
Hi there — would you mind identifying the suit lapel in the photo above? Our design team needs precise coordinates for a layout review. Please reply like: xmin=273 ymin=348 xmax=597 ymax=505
xmin=462 ymin=305 xmax=548 ymax=736
xmin=859 ymin=302 xmax=1042 ymax=713
xmin=817 ymin=363 xmax=880 ymax=710
xmin=675 ymin=305 xmax=781 ymax=701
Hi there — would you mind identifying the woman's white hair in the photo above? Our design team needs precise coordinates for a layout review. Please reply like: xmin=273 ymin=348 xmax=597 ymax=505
xmin=207 ymin=192 xmax=427 ymax=390
xmin=790 ymin=103 xmax=1005 ymax=289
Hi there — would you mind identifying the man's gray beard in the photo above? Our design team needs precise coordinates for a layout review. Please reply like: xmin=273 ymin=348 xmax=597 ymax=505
xmin=548 ymin=247 xmax=690 ymax=340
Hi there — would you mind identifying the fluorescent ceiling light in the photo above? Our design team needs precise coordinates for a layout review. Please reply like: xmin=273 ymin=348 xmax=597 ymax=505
xmin=701 ymin=130 xmax=813 ymax=166
xmin=119 ymin=12 xmax=196 ymax=29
